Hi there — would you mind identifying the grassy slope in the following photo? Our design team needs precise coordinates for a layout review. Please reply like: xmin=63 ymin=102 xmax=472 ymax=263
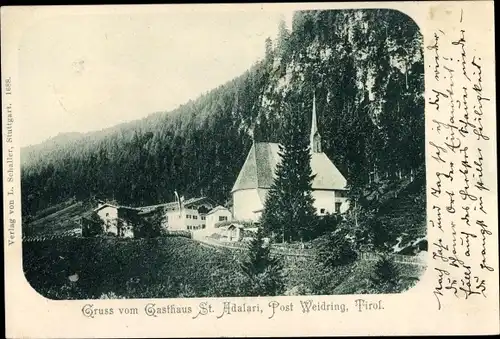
xmin=24 ymin=235 xmax=424 ymax=300
xmin=282 ymin=255 xmax=424 ymax=296
xmin=23 ymin=201 xmax=425 ymax=299
xmin=23 ymin=200 xmax=90 ymax=238
xmin=24 ymin=236 xmax=250 ymax=300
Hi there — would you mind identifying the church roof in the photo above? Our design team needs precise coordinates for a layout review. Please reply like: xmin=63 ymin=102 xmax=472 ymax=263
xmin=231 ymin=142 xmax=347 ymax=193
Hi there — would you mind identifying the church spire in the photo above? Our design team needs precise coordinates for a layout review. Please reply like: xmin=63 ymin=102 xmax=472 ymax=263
xmin=310 ymin=93 xmax=322 ymax=153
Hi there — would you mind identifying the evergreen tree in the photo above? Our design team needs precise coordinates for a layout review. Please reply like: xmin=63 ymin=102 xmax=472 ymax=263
xmin=276 ymin=18 xmax=291 ymax=59
xmin=260 ymin=99 xmax=317 ymax=242
xmin=132 ymin=208 xmax=165 ymax=238
xmin=264 ymin=37 xmax=273 ymax=61
xmin=240 ymin=228 xmax=284 ymax=296
xmin=82 ymin=212 xmax=105 ymax=237
xmin=315 ymin=224 xmax=357 ymax=268
xmin=369 ymin=254 xmax=401 ymax=293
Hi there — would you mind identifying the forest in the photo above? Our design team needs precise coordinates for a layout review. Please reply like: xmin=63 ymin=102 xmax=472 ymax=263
xmin=21 ymin=9 xmax=424 ymax=219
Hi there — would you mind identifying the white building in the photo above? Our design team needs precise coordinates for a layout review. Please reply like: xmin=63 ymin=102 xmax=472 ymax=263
xmin=140 ymin=197 xmax=215 ymax=232
xmin=205 ymin=205 xmax=232 ymax=231
xmin=231 ymin=95 xmax=349 ymax=222
xmin=93 ymin=202 xmax=135 ymax=238
xmin=94 ymin=203 xmax=118 ymax=233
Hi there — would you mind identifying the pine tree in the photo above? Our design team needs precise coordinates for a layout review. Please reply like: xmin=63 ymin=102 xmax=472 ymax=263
xmin=260 ymin=99 xmax=317 ymax=242
xmin=370 ymin=254 xmax=401 ymax=293
xmin=264 ymin=37 xmax=273 ymax=61
xmin=82 ymin=212 xmax=105 ymax=237
xmin=276 ymin=18 xmax=290 ymax=58
xmin=315 ymin=225 xmax=357 ymax=268
xmin=240 ymin=228 xmax=284 ymax=296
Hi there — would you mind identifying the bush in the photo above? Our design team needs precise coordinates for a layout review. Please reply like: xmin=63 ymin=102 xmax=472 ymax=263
xmin=205 ymin=267 xmax=251 ymax=298
xmin=370 ymin=219 xmax=392 ymax=251
xmin=239 ymin=229 xmax=285 ymax=296
xmin=315 ymin=213 xmax=342 ymax=237
xmin=248 ymin=265 xmax=284 ymax=296
xmin=118 ymin=208 xmax=163 ymax=238
xmin=161 ymin=230 xmax=192 ymax=238
xmin=81 ymin=212 xmax=104 ymax=237
xmin=99 ymin=292 xmax=126 ymax=299
xmin=369 ymin=255 xmax=401 ymax=293
xmin=215 ymin=220 xmax=256 ymax=228
xmin=315 ymin=224 xmax=357 ymax=268
xmin=208 ymin=232 xmax=223 ymax=240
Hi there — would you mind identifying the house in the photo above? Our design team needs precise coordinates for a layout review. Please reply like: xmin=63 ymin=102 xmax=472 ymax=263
xmin=210 ymin=220 xmax=259 ymax=242
xmin=91 ymin=202 xmax=137 ymax=238
xmin=139 ymin=197 xmax=215 ymax=232
xmin=231 ymin=95 xmax=349 ymax=222
xmin=216 ymin=224 xmax=245 ymax=242
xmin=215 ymin=223 xmax=260 ymax=242
xmin=93 ymin=202 xmax=119 ymax=235
xmin=205 ymin=205 xmax=232 ymax=231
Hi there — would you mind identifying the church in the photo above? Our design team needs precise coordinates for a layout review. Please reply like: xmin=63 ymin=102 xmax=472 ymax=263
xmin=231 ymin=96 xmax=349 ymax=222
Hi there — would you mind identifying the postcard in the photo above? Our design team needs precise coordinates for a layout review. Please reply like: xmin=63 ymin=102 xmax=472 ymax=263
xmin=2 ymin=1 xmax=498 ymax=338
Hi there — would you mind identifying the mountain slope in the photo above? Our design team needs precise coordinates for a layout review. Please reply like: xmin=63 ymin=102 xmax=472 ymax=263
xmin=21 ymin=9 xmax=424 ymax=218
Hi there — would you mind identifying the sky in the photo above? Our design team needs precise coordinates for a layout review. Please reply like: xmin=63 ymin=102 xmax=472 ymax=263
xmin=18 ymin=8 xmax=294 ymax=147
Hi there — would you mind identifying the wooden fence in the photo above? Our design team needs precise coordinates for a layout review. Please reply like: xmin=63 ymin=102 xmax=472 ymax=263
xmin=358 ymin=251 xmax=427 ymax=266
xmin=21 ymin=229 xmax=426 ymax=267
xmin=195 ymin=237 xmax=425 ymax=264
xmin=22 ymin=229 xmax=82 ymax=243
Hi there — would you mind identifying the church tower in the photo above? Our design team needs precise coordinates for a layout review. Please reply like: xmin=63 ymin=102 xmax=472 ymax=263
xmin=310 ymin=94 xmax=322 ymax=153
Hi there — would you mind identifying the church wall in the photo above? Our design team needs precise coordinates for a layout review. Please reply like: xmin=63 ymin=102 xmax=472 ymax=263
xmin=312 ymin=190 xmax=336 ymax=215
xmin=232 ymin=189 xmax=263 ymax=222
xmin=313 ymin=190 xmax=350 ymax=215
xmin=233 ymin=188 xmax=350 ymax=222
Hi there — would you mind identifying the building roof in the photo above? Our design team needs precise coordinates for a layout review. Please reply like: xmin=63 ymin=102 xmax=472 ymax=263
xmin=231 ymin=142 xmax=347 ymax=193
xmin=138 ymin=196 xmax=215 ymax=213
xmin=137 ymin=208 xmax=162 ymax=216
xmin=139 ymin=202 xmax=178 ymax=213
xmin=93 ymin=204 xmax=141 ymax=218
xmin=217 ymin=223 xmax=244 ymax=230
xmin=93 ymin=203 xmax=119 ymax=212
xmin=183 ymin=197 xmax=215 ymax=207
xmin=206 ymin=205 xmax=229 ymax=216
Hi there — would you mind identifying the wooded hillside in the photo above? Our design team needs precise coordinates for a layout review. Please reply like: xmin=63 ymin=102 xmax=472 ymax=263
xmin=21 ymin=9 xmax=424 ymax=217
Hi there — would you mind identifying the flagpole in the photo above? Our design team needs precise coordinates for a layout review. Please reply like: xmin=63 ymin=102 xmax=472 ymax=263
xmin=175 ymin=190 xmax=181 ymax=218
